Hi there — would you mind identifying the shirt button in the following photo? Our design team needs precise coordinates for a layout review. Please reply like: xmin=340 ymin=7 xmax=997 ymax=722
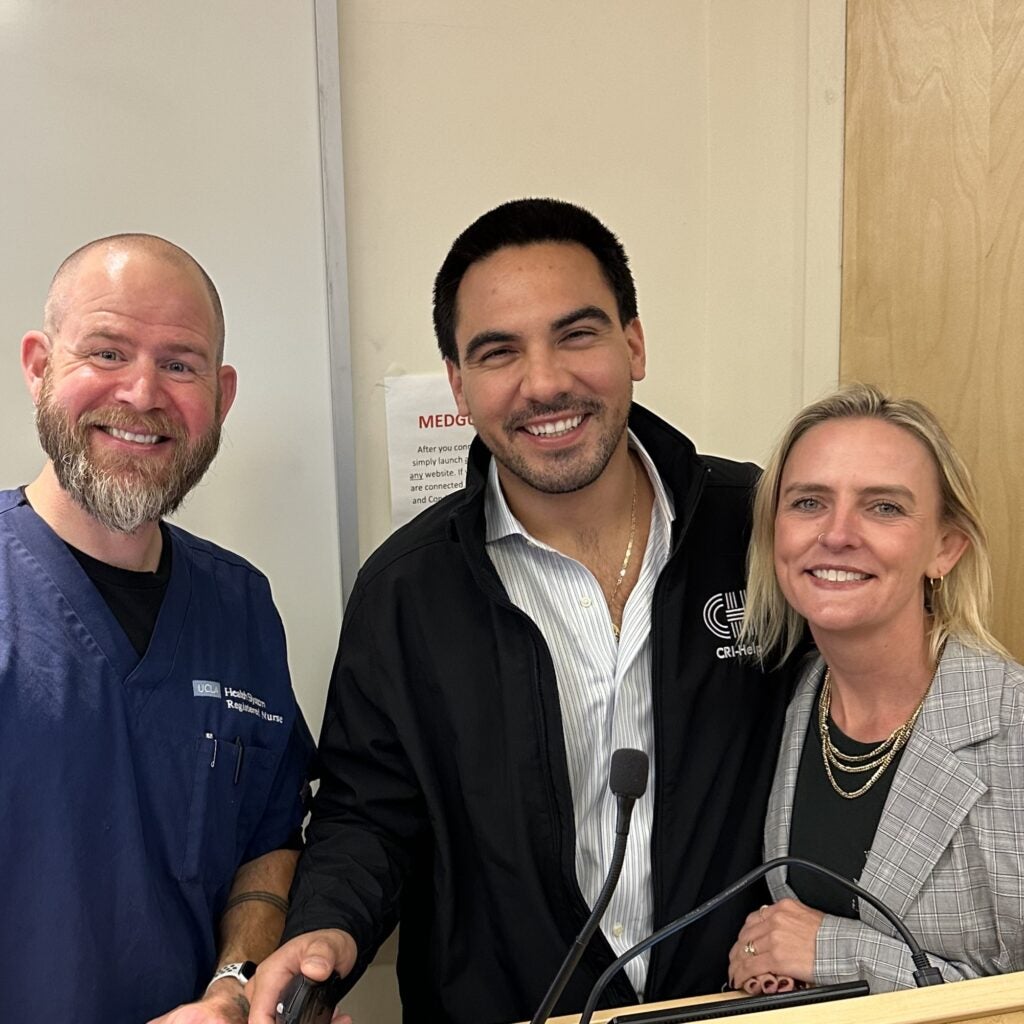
xmin=579 ymin=596 xmax=592 ymax=608
xmin=612 ymin=922 xmax=624 ymax=937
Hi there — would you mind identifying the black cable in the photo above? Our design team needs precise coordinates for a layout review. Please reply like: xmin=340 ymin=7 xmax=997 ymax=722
xmin=577 ymin=856 xmax=942 ymax=1024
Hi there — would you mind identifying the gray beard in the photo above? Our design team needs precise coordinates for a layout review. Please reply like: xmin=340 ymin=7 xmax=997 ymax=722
xmin=52 ymin=449 xmax=213 ymax=533
xmin=36 ymin=389 xmax=221 ymax=534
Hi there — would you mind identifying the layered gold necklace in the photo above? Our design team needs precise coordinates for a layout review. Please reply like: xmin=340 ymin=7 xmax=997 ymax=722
xmin=818 ymin=668 xmax=931 ymax=800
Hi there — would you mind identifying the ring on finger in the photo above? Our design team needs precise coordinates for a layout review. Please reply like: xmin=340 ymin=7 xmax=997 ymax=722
xmin=744 ymin=941 xmax=758 ymax=957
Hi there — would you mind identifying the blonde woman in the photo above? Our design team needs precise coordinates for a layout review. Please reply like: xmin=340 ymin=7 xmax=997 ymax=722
xmin=728 ymin=384 xmax=1023 ymax=994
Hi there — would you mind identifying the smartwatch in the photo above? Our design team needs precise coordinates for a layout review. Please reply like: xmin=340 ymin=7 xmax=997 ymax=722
xmin=207 ymin=960 xmax=257 ymax=991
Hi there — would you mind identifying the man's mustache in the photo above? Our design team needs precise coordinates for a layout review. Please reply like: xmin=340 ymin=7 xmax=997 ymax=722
xmin=76 ymin=407 xmax=184 ymax=442
xmin=505 ymin=396 xmax=603 ymax=432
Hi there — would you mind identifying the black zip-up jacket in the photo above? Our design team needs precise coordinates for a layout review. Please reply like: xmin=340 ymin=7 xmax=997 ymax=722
xmin=285 ymin=405 xmax=792 ymax=1023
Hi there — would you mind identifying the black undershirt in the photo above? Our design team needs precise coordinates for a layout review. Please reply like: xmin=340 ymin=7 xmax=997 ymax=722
xmin=19 ymin=487 xmax=170 ymax=656
xmin=66 ymin=524 xmax=172 ymax=657
xmin=788 ymin=685 xmax=904 ymax=918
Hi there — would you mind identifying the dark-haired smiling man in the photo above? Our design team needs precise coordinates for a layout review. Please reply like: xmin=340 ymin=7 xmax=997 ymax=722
xmin=251 ymin=199 xmax=792 ymax=1024
xmin=0 ymin=234 xmax=314 ymax=1024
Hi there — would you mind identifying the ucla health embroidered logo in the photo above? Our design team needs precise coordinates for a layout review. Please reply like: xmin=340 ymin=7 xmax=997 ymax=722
xmin=702 ymin=590 xmax=759 ymax=659
xmin=191 ymin=679 xmax=285 ymax=724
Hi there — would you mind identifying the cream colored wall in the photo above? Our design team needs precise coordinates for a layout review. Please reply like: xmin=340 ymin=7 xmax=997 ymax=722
xmin=334 ymin=1 xmax=845 ymax=1019
xmin=339 ymin=2 xmax=843 ymax=561
xmin=338 ymin=0 xmax=846 ymax=560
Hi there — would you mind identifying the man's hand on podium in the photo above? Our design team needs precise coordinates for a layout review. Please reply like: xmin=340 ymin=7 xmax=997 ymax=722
xmin=246 ymin=928 xmax=357 ymax=1023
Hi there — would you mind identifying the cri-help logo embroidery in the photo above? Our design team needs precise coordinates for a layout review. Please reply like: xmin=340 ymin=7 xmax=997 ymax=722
xmin=702 ymin=590 xmax=759 ymax=659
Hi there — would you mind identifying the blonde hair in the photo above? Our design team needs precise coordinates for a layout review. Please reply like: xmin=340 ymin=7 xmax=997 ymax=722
xmin=742 ymin=383 xmax=1007 ymax=664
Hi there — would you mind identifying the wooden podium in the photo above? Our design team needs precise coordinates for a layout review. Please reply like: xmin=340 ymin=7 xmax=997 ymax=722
xmin=532 ymin=971 xmax=1024 ymax=1024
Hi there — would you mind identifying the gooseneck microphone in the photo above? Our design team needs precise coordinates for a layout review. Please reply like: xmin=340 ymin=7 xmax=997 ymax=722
xmin=576 ymin=855 xmax=944 ymax=1024
xmin=528 ymin=748 xmax=650 ymax=1024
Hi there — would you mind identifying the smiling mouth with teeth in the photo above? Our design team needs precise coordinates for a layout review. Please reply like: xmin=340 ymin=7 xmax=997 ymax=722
xmin=100 ymin=425 xmax=167 ymax=446
xmin=810 ymin=568 xmax=871 ymax=583
xmin=523 ymin=414 xmax=584 ymax=438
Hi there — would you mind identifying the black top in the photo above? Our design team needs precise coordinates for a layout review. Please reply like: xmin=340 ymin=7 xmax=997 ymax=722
xmin=66 ymin=526 xmax=172 ymax=657
xmin=18 ymin=487 xmax=171 ymax=657
xmin=788 ymin=685 xmax=904 ymax=918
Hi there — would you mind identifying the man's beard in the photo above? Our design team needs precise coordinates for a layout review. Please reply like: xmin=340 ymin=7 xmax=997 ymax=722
xmin=35 ymin=374 xmax=223 ymax=534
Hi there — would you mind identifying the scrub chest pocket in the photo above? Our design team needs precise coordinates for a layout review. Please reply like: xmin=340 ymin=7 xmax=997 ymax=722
xmin=178 ymin=732 xmax=276 ymax=884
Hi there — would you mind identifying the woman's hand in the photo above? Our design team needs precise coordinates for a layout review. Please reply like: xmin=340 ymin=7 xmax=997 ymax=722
xmin=728 ymin=898 xmax=824 ymax=991
xmin=739 ymin=972 xmax=800 ymax=995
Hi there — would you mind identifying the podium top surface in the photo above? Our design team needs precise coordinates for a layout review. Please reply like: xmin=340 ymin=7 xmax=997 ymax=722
xmin=533 ymin=970 xmax=1024 ymax=1024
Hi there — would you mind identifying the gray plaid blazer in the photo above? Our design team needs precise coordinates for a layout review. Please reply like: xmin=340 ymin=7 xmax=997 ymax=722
xmin=764 ymin=638 xmax=1024 ymax=991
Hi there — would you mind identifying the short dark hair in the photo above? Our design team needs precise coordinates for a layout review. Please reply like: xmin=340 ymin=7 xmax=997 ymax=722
xmin=432 ymin=198 xmax=638 ymax=363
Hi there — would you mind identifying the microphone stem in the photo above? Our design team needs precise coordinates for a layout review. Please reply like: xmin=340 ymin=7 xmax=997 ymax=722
xmin=529 ymin=802 xmax=633 ymax=1024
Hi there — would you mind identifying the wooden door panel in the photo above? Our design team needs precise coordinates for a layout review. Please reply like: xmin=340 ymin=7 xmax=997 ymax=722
xmin=842 ymin=0 xmax=1023 ymax=657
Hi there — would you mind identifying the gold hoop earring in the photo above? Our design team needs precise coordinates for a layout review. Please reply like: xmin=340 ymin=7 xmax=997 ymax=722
xmin=929 ymin=574 xmax=944 ymax=592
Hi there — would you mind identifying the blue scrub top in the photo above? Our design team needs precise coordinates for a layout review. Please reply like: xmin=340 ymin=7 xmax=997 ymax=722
xmin=0 ymin=490 xmax=315 ymax=1021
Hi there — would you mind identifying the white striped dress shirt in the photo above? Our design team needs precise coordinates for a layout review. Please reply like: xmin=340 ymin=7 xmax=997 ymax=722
xmin=484 ymin=433 xmax=674 ymax=996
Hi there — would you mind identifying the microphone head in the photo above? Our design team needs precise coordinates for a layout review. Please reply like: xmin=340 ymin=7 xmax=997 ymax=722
xmin=609 ymin=748 xmax=649 ymax=800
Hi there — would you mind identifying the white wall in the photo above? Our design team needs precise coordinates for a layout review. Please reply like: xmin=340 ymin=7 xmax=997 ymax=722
xmin=333 ymin=2 xmax=845 ymax=1019
xmin=0 ymin=2 xmax=342 ymax=724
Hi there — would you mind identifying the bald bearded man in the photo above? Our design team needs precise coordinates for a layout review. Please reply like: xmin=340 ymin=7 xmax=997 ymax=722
xmin=0 ymin=235 xmax=314 ymax=1023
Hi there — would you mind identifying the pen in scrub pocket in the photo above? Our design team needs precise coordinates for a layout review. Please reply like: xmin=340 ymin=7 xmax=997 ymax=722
xmin=234 ymin=736 xmax=244 ymax=784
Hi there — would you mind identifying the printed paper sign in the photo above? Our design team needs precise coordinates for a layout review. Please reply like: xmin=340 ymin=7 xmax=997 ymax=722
xmin=384 ymin=374 xmax=477 ymax=530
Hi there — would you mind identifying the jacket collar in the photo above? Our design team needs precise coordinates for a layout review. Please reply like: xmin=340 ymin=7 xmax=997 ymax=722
xmin=766 ymin=638 xmax=1000 ymax=921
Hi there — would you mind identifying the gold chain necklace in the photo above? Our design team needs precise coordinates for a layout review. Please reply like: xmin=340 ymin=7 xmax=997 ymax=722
xmin=609 ymin=462 xmax=638 ymax=642
xmin=818 ymin=668 xmax=931 ymax=800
